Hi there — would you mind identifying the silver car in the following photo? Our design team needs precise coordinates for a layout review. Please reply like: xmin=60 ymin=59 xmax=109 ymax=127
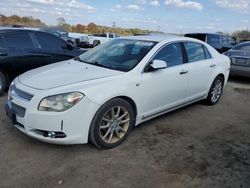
xmin=224 ymin=42 xmax=250 ymax=77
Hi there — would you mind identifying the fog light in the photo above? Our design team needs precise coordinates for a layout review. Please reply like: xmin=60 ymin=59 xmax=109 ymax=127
xmin=48 ymin=131 xmax=56 ymax=138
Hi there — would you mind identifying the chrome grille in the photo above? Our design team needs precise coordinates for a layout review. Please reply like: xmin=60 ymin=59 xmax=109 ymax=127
xmin=9 ymin=84 xmax=33 ymax=101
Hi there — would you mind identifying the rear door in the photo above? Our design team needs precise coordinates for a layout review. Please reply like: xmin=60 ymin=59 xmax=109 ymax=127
xmin=1 ymin=31 xmax=39 ymax=78
xmin=183 ymin=42 xmax=214 ymax=100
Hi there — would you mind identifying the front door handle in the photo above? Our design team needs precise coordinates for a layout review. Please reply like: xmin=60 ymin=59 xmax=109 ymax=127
xmin=210 ymin=64 xmax=216 ymax=68
xmin=179 ymin=70 xmax=188 ymax=75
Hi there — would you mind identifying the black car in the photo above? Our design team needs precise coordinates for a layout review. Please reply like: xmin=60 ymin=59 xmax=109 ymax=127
xmin=184 ymin=33 xmax=237 ymax=53
xmin=0 ymin=29 xmax=86 ymax=95
xmin=224 ymin=42 xmax=250 ymax=77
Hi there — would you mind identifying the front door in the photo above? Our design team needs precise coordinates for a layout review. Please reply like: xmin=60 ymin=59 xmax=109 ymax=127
xmin=140 ymin=42 xmax=189 ymax=118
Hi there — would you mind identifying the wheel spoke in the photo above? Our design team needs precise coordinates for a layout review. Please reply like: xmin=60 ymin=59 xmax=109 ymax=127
xmin=116 ymin=107 xmax=121 ymax=117
xmin=108 ymin=132 xmax=114 ymax=143
xmin=102 ymin=118 xmax=112 ymax=123
xmin=111 ymin=108 xmax=115 ymax=119
xmin=102 ymin=127 xmax=111 ymax=139
xmin=115 ymin=129 xmax=121 ymax=138
xmin=120 ymin=118 xmax=129 ymax=124
xmin=117 ymin=125 xmax=125 ymax=133
xmin=100 ymin=123 xmax=110 ymax=129
xmin=118 ymin=112 xmax=128 ymax=120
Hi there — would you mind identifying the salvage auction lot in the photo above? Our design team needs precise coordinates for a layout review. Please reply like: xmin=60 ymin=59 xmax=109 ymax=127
xmin=0 ymin=78 xmax=250 ymax=188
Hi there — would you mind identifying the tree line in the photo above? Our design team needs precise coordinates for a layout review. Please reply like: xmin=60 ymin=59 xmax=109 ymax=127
xmin=0 ymin=14 xmax=151 ymax=36
xmin=0 ymin=14 xmax=250 ymax=40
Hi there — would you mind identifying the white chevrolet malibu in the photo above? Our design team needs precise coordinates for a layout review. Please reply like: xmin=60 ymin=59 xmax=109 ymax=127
xmin=5 ymin=35 xmax=230 ymax=149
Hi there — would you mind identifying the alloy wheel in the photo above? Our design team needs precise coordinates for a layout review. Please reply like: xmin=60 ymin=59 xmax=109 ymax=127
xmin=99 ymin=106 xmax=130 ymax=144
xmin=211 ymin=79 xmax=222 ymax=103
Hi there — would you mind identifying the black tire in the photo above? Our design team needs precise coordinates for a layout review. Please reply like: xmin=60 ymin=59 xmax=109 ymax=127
xmin=0 ymin=71 xmax=7 ymax=96
xmin=93 ymin=40 xmax=100 ymax=47
xmin=205 ymin=76 xmax=224 ymax=105
xmin=89 ymin=98 xmax=135 ymax=149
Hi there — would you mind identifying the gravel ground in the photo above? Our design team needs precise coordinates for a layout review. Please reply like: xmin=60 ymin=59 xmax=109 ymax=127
xmin=0 ymin=77 xmax=250 ymax=188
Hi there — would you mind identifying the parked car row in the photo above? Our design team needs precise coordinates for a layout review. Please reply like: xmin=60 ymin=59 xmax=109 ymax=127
xmin=184 ymin=33 xmax=237 ymax=53
xmin=78 ymin=32 xmax=120 ymax=48
xmin=0 ymin=28 xmax=86 ymax=95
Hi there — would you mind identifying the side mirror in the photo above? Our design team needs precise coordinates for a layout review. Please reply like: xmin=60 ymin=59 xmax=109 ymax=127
xmin=149 ymin=59 xmax=167 ymax=71
xmin=63 ymin=42 xmax=74 ymax=50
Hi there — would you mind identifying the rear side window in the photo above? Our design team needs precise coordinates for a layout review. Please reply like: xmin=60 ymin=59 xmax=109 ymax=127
xmin=34 ymin=32 xmax=66 ymax=50
xmin=153 ymin=43 xmax=183 ymax=67
xmin=207 ymin=34 xmax=219 ymax=44
xmin=4 ymin=32 xmax=34 ymax=49
xmin=184 ymin=42 xmax=206 ymax=63
xmin=221 ymin=36 xmax=228 ymax=44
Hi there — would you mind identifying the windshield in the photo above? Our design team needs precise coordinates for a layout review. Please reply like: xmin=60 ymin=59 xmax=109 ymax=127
xmin=78 ymin=39 xmax=157 ymax=72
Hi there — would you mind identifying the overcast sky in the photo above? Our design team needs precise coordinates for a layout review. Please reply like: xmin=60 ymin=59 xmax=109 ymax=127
xmin=0 ymin=0 xmax=249 ymax=34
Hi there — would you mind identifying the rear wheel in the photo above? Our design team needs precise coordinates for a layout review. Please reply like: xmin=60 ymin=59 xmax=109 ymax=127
xmin=0 ymin=71 xmax=6 ymax=96
xmin=205 ymin=76 xmax=224 ymax=105
xmin=89 ymin=98 xmax=135 ymax=149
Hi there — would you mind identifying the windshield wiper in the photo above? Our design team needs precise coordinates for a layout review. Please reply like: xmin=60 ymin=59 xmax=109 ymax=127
xmin=75 ymin=58 xmax=114 ymax=70
xmin=74 ymin=56 xmax=84 ymax=62
xmin=92 ymin=61 xmax=112 ymax=69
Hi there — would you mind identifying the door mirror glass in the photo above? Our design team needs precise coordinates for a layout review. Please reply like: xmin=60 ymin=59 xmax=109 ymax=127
xmin=150 ymin=59 xmax=167 ymax=70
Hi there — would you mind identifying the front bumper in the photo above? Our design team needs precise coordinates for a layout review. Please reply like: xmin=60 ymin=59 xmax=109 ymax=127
xmin=230 ymin=65 xmax=250 ymax=77
xmin=5 ymin=81 xmax=100 ymax=145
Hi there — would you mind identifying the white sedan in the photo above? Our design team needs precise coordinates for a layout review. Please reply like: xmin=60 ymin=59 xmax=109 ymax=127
xmin=5 ymin=35 xmax=230 ymax=149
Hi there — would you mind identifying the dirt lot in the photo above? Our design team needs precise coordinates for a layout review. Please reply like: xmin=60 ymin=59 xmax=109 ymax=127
xmin=0 ymin=77 xmax=250 ymax=188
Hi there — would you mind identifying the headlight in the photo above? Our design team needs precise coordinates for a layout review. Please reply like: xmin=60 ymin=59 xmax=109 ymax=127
xmin=38 ymin=92 xmax=84 ymax=112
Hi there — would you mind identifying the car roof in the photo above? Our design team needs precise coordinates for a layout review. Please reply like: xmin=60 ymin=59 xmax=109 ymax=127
xmin=0 ymin=28 xmax=56 ymax=35
xmin=185 ymin=32 xmax=233 ymax=37
xmin=0 ymin=26 xmax=40 ymax=31
xmin=120 ymin=34 xmax=184 ymax=42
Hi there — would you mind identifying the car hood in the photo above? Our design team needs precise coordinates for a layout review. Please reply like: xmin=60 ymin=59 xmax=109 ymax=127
xmin=18 ymin=59 xmax=123 ymax=90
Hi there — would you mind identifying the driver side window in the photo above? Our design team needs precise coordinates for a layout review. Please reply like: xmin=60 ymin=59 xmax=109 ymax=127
xmin=153 ymin=43 xmax=183 ymax=67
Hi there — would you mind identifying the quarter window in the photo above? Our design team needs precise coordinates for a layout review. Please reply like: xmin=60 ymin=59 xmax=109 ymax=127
xmin=153 ymin=43 xmax=183 ymax=67
xmin=4 ymin=32 xmax=34 ymax=49
xmin=184 ymin=42 xmax=207 ymax=63
xmin=203 ymin=46 xmax=212 ymax=59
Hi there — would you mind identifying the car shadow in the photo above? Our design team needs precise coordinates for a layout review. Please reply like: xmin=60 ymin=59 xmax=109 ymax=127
xmin=228 ymin=76 xmax=250 ymax=85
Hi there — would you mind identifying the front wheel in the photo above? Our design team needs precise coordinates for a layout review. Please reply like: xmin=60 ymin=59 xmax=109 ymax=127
xmin=205 ymin=76 xmax=224 ymax=105
xmin=89 ymin=98 xmax=135 ymax=149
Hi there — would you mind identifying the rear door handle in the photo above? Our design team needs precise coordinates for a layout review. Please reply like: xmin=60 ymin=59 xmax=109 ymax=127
xmin=210 ymin=64 xmax=216 ymax=68
xmin=0 ymin=53 xmax=7 ymax=56
xmin=179 ymin=70 xmax=188 ymax=75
